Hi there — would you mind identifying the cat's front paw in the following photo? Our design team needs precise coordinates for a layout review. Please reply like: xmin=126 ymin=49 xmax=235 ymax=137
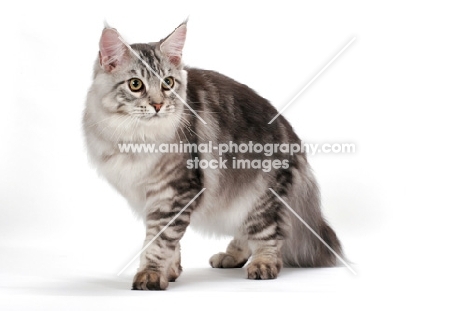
xmin=246 ymin=259 xmax=281 ymax=280
xmin=132 ymin=270 xmax=169 ymax=290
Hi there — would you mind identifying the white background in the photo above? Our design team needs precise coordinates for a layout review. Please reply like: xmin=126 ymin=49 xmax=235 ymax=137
xmin=1 ymin=0 xmax=467 ymax=309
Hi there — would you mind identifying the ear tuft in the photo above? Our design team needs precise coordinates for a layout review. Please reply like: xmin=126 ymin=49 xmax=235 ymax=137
xmin=99 ymin=28 xmax=127 ymax=72
xmin=160 ymin=23 xmax=187 ymax=66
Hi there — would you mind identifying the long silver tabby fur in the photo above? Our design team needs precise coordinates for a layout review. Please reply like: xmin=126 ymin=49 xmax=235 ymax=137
xmin=83 ymin=22 xmax=343 ymax=290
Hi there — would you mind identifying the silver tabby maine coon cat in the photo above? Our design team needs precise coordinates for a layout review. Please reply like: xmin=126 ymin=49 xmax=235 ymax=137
xmin=83 ymin=22 xmax=343 ymax=290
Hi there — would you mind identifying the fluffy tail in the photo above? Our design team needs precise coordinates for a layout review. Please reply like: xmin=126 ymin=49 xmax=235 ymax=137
xmin=281 ymin=168 xmax=343 ymax=267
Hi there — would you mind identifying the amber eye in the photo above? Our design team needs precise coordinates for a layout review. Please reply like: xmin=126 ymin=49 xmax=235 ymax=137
xmin=128 ymin=78 xmax=144 ymax=92
xmin=161 ymin=77 xmax=175 ymax=91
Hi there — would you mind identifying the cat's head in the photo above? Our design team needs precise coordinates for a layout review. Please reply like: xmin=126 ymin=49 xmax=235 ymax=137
xmin=85 ymin=22 xmax=188 ymax=143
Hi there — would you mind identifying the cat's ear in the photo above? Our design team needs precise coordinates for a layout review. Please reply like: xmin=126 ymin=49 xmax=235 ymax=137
xmin=99 ymin=27 xmax=128 ymax=72
xmin=160 ymin=23 xmax=187 ymax=66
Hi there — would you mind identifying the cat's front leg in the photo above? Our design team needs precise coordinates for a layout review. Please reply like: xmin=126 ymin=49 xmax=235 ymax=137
xmin=132 ymin=195 xmax=193 ymax=290
xmin=167 ymin=242 xmax=182 ymax=282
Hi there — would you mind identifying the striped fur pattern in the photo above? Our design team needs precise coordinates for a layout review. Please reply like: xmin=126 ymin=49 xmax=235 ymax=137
xmin=83 ymin=22 xmax=343 ymax=290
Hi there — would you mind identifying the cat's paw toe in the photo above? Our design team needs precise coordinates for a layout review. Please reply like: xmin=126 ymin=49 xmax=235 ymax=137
xmin=132 ymin=270 xmax=168 ymax=290
xmin=246 ymin=260 xmax=279 ymax=280
xmin=209 ymin=252 xmax=246 ymax=268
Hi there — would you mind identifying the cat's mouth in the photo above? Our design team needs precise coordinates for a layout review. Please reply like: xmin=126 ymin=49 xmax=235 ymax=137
xmin=152 ymin=110 xmax=174 ymax=118
xmin=143 ymin=112 xmax=166 ymax=120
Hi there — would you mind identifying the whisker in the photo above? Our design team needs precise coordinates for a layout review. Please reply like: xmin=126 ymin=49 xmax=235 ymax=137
xmin=128 ymin=115 xmax=140 ymax=142
xmin=98 ymin=114 xmax=127 ymax=138
xmin=171 ymin=119 xmax=182 ymax=143
xmin=86 ymin=115 xmax=118 ymax=128
xmin=179 ymin=121 xmax=191 ymax=146
xmin=114 ymin=115 xmax=136 ymax=143
xmin=178 ymin=115 xmax=208 ymax=142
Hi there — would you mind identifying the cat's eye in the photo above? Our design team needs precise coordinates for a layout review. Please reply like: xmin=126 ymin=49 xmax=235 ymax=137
xmin=128 ymin=78 xmax=144 ymax=92
xmin=161 ymin=77 xmax=175 ymax=91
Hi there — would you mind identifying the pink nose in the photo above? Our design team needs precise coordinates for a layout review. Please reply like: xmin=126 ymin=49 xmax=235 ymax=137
xmin=151 ymin=103 xmax=163 ymax=112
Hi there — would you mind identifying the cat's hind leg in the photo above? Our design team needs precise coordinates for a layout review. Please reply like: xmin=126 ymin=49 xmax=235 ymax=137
xmin=242 ymin=190 xmax=290 ymax=279
xmin=246 ymin=240 xmax=283 ymax=279
xmin=209 ymin=238 xmax=251 ymax=268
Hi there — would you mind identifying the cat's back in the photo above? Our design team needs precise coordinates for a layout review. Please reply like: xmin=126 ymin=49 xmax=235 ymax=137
xmin=185 ymin=67 xmax=300 ymax=145
xmin=185 ymin=67 xmax=278 ymax=115
xmin=185 ymin=67 xmax=250 ymax=93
